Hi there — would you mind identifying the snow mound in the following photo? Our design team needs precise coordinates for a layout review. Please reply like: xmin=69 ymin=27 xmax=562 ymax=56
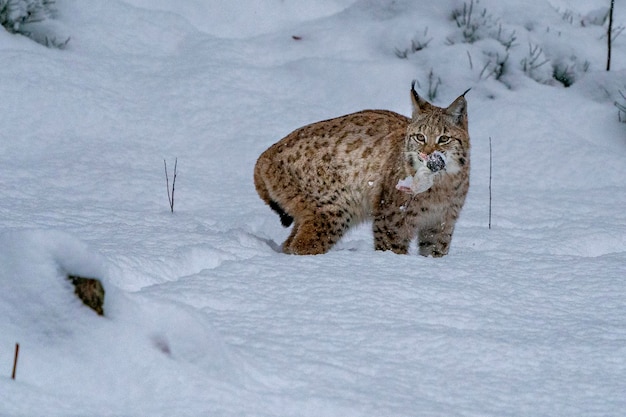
xmin=0 ymin=230 xmax=252 ymax=415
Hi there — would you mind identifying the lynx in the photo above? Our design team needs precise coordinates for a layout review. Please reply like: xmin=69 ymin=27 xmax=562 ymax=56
xmin=254 ymin=82 xmax=470 ymax=257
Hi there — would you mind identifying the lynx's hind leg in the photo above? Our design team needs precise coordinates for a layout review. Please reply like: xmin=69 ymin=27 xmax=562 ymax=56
xmin=284 ymin=209 xmax=352 ymax=255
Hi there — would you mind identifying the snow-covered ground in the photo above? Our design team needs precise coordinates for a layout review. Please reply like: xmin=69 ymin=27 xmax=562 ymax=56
xmin=1 ymin=0 xmax=625 ymax=415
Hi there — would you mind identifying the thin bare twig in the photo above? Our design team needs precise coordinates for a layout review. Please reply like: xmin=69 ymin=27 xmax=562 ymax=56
xmin=489 ymin=137 xmax=493 ymax=229
xmin=607 ymin=0 xmax=614 ymax=71
xmin=12 ymin=343 xmax=19 ymax=380
xmin=164 ymin=158 xmax=177 ymax=213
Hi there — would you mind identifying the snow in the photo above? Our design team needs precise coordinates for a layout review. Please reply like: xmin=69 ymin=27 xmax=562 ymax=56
xmin=1 ymin=0 xmax=625 ymax=415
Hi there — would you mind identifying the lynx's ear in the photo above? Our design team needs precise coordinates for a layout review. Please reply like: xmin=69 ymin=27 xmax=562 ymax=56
xmin=410 ymin=80 xmax=434 ymax=119
xmin=445 ymin=88 xmax=470 ymax=129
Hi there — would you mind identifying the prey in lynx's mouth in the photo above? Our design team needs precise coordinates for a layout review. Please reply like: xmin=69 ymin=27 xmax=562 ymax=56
xmin=396 ymin=151 xmax=447 ymax=195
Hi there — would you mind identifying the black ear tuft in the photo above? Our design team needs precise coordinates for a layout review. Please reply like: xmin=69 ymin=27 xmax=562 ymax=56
xmin=410 ymin=80 xmax=432 ymax=118
xmin=411 ymin=80 xmax=420 ymax=104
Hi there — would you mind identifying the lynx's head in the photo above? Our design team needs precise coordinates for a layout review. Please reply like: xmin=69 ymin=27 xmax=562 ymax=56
xmin=404 ymin=81 xmax=470 ymax=175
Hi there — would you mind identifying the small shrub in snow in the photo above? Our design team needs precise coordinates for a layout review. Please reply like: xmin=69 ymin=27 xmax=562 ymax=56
xmin=554 ymin=6 xmax=612 ymax=27
xmin=394 ymin=27 xmax=432 ymax=59
xmin=402 ymin=0 xmax=615 ymax=97
xmin=450 ymin=0 xmax=493 ymax=44
xmin=552 ymin=58 xmax=589 ymax=87
xmin=520 ymin=43 xmax=552 ymax=84
xmin=559 ymin=9 xmax=577 ymax=25
xmin=0 ymin=0 xmax=69 ymax=48
xmin=445 ymin=0 xmax=517 ymax=85
xmin=552 ymin=63 xmax=575 ymax=87
xmin=490 ymin=23 xmax=517 ymax=51
xmin=448 ymin=0 xmax=517 ymax=48
xmin=557 ymin=8 xmax=591 ymax=26
xmin=479 ymin=49 xmax=509 ymax=82
xmin=413 ymin=69 xmax=441 ymax=102
xmin=447 ymin=0 xmax=517 ymax=51
xmin=616 ymin=89 xmax=626 ymax=123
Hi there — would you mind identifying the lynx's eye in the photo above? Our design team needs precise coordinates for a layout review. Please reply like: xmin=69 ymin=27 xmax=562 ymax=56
xmin=411 ymin=133 xmax=426 ymax=144
xmin=437 ymin=135 xmax=452 ymax=145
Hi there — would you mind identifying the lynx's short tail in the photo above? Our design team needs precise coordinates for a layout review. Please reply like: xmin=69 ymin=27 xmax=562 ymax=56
xmin=254 ymin=165 xmax=294 ymax=227
xmin=269 ymin=200 xmax=294 ymax=227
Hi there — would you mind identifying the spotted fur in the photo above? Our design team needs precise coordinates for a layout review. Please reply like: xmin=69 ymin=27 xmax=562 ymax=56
xmin=254 ymin=82 xmax=470 ymax=256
